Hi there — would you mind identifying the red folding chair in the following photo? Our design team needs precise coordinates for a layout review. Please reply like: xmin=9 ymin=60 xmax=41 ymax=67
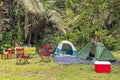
xmin=39 ymin=46 xmax=52 ymax=62
xmin=16 ymin=47 xmax=29 ymax=65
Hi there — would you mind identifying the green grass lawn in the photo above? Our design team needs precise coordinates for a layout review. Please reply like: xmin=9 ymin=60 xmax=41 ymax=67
xmin=0 ymin=52 xmax=120 ymax=80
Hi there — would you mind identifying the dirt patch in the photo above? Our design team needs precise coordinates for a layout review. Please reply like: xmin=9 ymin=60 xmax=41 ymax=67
xmin=0 ymin=72 xmax=8 ymax=76
xmin=20 ymin=70 xmax=40 ymax=76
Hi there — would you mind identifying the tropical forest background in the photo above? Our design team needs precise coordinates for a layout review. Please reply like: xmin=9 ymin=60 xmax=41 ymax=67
xmin=0 ymin=0 xmax=120 ymax=52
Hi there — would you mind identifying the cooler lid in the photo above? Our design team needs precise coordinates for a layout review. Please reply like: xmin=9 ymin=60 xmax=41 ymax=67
xmin=94 ymin=61 xmax=111 ymax=64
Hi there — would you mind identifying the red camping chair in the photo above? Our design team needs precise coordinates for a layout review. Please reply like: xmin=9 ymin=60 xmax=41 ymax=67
xmin=39 ymin=46 xmax=52 ymax=62
xmin=16 ymin=47 xmax=29 ymax=64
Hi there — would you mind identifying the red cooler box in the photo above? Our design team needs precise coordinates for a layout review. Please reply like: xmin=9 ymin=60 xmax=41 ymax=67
xmin=94 ymin=61 xmax=111 ymax=73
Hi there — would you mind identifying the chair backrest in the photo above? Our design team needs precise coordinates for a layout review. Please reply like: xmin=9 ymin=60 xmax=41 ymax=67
xmin=15 ymin=47 xmax=24 ymax=56
xmin=41 ymin=46 xmax=52 ymax=56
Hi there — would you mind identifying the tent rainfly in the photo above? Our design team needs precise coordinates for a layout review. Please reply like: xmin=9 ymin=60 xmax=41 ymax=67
xmin=78 ymin=42 xmax=116 ymax=62
xmin=54 ymin=40 xmax=78 ymax=57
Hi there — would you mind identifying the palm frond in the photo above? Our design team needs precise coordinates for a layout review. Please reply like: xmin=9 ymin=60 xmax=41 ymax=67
xmin=21 ymin=0 xmax=46 ymax=16
xmin=48 ymin=10 xmax=62 ymax=24
xmin=66 ymin=15 xmax=81 ymax=27
xmin=48 ymin=10 xmax=66 ymax=34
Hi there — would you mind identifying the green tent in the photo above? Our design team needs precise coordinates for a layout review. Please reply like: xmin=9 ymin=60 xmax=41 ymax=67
xmin=78 ymin=42 xmax=116 ymax=62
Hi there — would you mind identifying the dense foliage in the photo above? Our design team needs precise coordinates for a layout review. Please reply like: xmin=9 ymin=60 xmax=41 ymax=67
xmin=0 ymin=0 xmax=120 ymax=51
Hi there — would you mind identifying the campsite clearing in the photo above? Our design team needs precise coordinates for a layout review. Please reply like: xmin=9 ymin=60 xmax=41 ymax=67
xmin=0 ymin=52 xmax=120 ymax=80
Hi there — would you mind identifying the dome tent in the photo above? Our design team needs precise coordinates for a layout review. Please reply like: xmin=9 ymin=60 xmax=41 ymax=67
xmin=54 ymin=40 xmax=78 ymax=57
xmin=78 ymin=42 xmax=116 ymax=62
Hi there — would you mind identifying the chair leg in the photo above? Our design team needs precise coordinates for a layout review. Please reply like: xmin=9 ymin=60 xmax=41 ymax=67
xmin=16 ymin=59 xmax=19 ymax=65
xmin=44 ymin=56 xmax=50 ymax=62
xmin=47 ymin=57 xmax=51 ymax=62
xmin=16 ymin=58 xmax=22 ymax=65
xmin=40 ymin=56 xmax=51 ymax=62
xmin=46 ymin=57 xmax=48 ymax=62
xmin=16 ymin=58 xmax=29 ymax=65
xmin=23 ymin=58 xmax=29 ymax=64
xmin=40 ymin=56 xmax=44 ymax=62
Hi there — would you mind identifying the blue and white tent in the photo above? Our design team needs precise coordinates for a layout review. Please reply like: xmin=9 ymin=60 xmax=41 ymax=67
xmin=54 ymin=40 xmax=78 ymax=57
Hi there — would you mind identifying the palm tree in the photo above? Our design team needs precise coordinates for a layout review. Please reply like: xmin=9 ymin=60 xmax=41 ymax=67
xmin=20 ymin=0 xmax=65 ymax=45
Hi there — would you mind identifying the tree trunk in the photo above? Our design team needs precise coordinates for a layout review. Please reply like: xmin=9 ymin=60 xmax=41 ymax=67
xmin=24 ymin=8 xmax=29 ymax=40
xmin=14 ymin=0 xmax=20 ymax=46
xmin=28 ymin=26 xmax=31 ymax=47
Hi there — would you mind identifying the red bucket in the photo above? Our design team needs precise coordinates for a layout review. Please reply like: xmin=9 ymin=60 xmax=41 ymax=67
xmin=7 ymin=48 xmax=12 ymax=54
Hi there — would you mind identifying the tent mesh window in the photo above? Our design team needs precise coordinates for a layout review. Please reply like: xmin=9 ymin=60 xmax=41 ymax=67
xmin=62 ymin=44 xmax=73 ymax=55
